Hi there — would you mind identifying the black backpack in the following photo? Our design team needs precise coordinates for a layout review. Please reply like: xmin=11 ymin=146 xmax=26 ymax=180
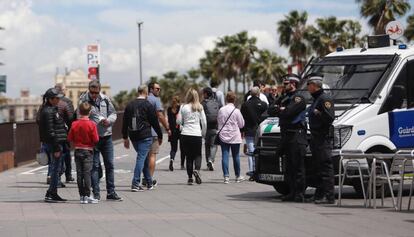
xmin=204 ymin=98 xmax=220 ymax=125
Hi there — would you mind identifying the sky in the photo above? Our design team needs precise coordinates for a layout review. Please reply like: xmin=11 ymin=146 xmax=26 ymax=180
xmin=0 ymin=0 xmax=413 ymax=97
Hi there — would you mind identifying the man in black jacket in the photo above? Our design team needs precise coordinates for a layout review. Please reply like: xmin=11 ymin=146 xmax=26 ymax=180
xmin=275 ymin=74 xmax=307 ymax=202
xmin=307 ymin=74 xmax=335 ymax=204
xmin=122 ymin=85 xmax=163 ymax=191
xmin=241 ymin=86 xmax=268 ymax=181
xmin=37 ymin=88 xmax=68 ymax=202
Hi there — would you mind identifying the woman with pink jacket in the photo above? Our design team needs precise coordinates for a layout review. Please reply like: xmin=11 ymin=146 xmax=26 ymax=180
xmin=217 ymin=91 xmax=245 ymax=184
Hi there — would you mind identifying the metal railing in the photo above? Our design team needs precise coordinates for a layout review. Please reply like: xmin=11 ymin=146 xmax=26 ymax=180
xmin=0 ymin=112 xmax=124 ymax=168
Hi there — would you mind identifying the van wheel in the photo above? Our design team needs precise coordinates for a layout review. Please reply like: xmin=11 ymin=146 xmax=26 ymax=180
xmin=273 ymin=182 xmax=290 ymax=195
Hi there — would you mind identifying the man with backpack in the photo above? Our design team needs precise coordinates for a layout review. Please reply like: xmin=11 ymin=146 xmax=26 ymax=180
xmin=201 ymin=87 xmax=221 ymax=171
xmin=122 ymin=85 xmax=163 ymax=191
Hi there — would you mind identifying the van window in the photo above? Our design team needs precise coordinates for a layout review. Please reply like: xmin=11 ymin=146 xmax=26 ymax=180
xmin=380 ymin=60 xmax=414 ymax=113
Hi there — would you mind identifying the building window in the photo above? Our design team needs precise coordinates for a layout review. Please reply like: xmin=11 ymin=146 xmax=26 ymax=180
xmin=9 ymin=108 xmax=15 ymax=122
xmin=69 ymin=90 xmax=73 ymax=100
xmin=24 ymin=108 xmax=29 ymax=120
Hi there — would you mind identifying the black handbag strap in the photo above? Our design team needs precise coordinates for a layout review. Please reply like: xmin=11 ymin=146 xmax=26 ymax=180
xmin=217 ymin=107 xmax=236 ymax=136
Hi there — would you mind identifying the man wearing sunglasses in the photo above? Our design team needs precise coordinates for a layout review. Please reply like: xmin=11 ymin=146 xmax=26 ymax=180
xmin=275 ymin=74 xmax=307 ymax=203
xmin=145 ymin=82 xmax=169 ymax=187
xmin=78 ymin=80 xmax=122 ymax=201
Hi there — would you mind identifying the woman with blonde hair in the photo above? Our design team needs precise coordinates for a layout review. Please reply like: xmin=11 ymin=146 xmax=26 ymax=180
xmin=177 ymin=88 xmax=207 ymax=185
xmin=167 ymin=96 xmax=185 ymax=171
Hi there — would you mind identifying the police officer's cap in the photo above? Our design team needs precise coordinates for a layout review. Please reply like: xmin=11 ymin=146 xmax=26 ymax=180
xmin=282 ymin=74 xmax=300 ymax=84
xmin=306 ymin=74 xmax=324 ymax=84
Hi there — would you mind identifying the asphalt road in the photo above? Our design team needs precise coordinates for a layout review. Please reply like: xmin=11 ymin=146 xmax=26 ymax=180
xmin=0 ymin=140 xmax=414 ymax=237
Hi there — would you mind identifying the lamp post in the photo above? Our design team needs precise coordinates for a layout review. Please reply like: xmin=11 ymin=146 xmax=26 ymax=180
xmin=137 ymin=21 xmax=143 ymax=85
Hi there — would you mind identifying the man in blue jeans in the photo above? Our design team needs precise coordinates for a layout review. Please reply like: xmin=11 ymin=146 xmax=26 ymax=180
xmin=241 ymin=87 xmax=268 ymax=181
xmin=78 ymin=80 xmax=122 ymax=201
xmin=122 ymin=85 xmax=163 ymax=191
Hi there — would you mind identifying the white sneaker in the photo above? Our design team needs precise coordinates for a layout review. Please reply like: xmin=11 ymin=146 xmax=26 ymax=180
xmin=86 ymin=196 xmax=99 ymax=204
xmin=236 ymin=176 xmax=245 ymax=183
xmin=80 ymin=196 xmax=87 ymax=204
xmin=224 ymin=177 xmax=230 ymax=184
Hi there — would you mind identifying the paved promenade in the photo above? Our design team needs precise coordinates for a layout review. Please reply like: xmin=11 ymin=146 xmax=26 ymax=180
xmin=1 ymin=141 xmax=414 ymax=237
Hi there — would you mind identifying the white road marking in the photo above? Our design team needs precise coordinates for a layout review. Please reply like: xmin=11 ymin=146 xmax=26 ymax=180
xmin=20 ymin=165 xmax=48 ymax=175
xmin=115 ymin=154 xmax=129 ymax=160
xmin=156 ymin=155 xmax=170 ymax=164
xmin=20 ymin=154 xmax=169 ymax=175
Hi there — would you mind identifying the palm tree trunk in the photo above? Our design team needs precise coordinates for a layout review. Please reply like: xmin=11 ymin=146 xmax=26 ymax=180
xmin=242 ymin=73 xmax=246 ymax=95
xmin=376 ymin=4 xmax=388 ymax=34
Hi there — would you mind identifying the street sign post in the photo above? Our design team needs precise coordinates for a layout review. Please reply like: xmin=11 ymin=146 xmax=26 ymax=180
xmin=87 ymin=44 xmax=100 ymax=80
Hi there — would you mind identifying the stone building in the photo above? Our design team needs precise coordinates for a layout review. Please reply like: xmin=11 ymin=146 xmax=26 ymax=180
xmin=0 ymin=89 xmax=42 ymax=123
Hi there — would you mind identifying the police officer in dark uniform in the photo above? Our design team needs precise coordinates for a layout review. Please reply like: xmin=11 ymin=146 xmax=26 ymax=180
xmin=275 ymin=74 xmax=307 ymax=202
xmin=306 ymin=74 xmax=335 ymax=204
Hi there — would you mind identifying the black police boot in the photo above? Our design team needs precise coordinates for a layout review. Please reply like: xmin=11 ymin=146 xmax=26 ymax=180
xmin=293 ymin=194 xmax=305 ymax=203
xmin=314 ymin=195 xmax=335 ymax=205
xmin=281 ymin=193 xmax=295 ymax=202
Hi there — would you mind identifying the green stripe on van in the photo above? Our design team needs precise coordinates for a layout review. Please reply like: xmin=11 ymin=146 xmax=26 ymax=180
xmin=264 ymin=124 xmax=274 ymax=133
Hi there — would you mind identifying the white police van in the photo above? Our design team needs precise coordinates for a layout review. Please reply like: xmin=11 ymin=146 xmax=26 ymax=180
xmin=255 ymin=35 xmax=414 ymax=195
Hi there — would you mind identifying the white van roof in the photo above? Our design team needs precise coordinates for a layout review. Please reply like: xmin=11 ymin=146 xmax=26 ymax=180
xmin=326 ymin=45 xmax=414 ymax=59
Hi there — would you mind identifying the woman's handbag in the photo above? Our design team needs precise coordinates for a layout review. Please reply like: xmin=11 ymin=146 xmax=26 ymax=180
xmin=36 ymin=145 xmax=49 ymax=166
xmin=214 ymin=108 xmax=236 ymax=145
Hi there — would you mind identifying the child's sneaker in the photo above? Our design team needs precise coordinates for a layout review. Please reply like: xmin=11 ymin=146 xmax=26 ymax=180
xmin=224 ymin=177 xmax=230 ymax=184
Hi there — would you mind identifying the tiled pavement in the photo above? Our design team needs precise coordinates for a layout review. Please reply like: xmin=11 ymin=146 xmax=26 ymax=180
xmin=1 ymin=141 xmax=414 ymax=237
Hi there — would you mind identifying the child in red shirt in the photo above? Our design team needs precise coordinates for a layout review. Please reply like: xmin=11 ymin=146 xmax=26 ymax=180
xmin=68 ymin=102 xmax=99 ymax=204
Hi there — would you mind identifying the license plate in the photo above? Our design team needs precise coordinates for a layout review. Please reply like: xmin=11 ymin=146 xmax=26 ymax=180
xmin=258 ymin=174 xmax=284 ymax=182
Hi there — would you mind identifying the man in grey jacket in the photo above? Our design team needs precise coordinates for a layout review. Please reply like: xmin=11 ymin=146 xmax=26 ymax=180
xmin=78 ymin=80 xmax=122 ymax=201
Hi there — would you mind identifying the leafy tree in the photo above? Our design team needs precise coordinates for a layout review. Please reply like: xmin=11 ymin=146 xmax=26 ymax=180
xmin=405 ymin=14 xmax=414 ymax=41
xmin=356 ymin=0 xmax=410 ymax=34
xmin=277 ymin=10 xmax=309 ymax=71
xmin=249 ymin=50 xmax=287 ymax=85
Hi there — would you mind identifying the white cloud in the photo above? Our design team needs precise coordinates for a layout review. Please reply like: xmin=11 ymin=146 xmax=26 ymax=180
xmin=0 ymin=0 xmax=374 ymax=98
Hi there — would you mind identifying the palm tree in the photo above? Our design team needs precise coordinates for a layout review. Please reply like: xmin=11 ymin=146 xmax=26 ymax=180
xmin=277 ymin=10 xmax=309 ymax=71
xmin=356 ymin=0 xmax=411 ymax=34
xmin=163 ymin=71 xmax=179 ymax=80
xmin=200 ymin=49 xmax=226 ymax=91
xmin=249 ymin=49 xmax=287 ymax=85
xmin=187 ymin=68 xmax=201 ymax=83
xmin=230 ymin=31 xmax=258 ymax=94
xmin=405 ymin=14 xmax=414 ymax=41
xmin=342 ymin=20 xmax=365 ymax=48
xmin=216 ymin=35 xmax=237 ymax=92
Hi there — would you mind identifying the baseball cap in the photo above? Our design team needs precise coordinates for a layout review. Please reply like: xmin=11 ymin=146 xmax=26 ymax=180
xmin=44 ymin=88 xmax=64 ymax=99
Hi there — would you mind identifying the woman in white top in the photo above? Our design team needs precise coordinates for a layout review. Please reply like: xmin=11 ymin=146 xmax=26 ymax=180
xmin=177 ymin=89 xmax=207 ymax=185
